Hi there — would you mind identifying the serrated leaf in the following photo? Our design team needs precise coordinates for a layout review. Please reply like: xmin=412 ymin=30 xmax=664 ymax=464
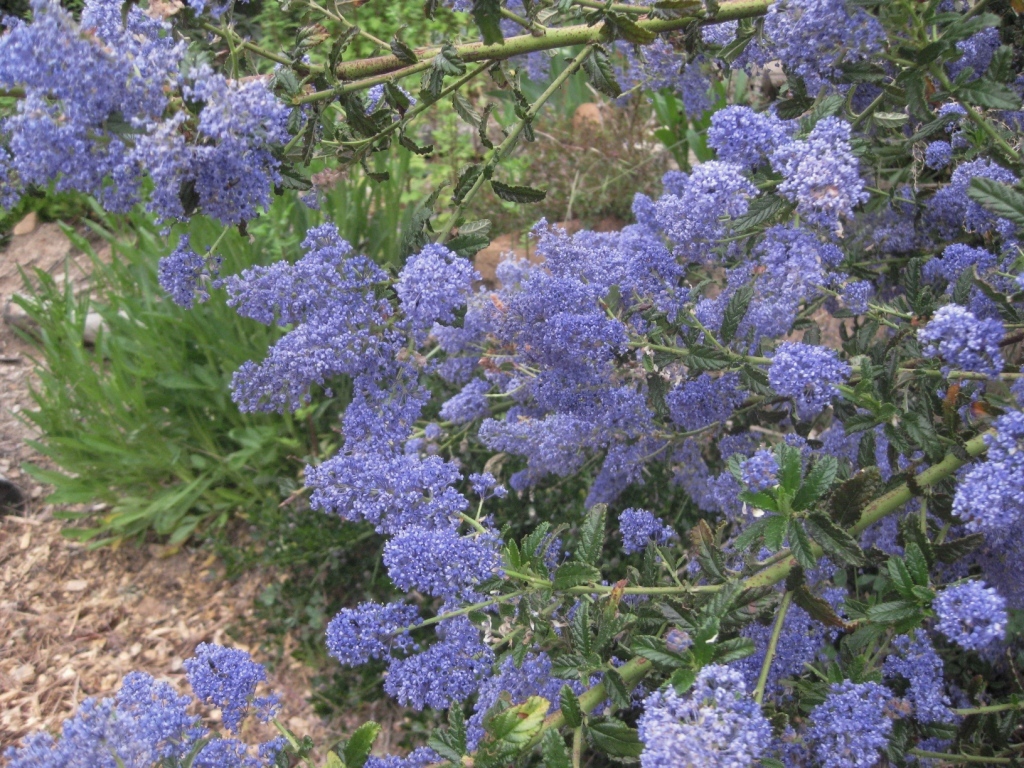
xmin=447 ymin=231 xmax=491 ymax=259
xmin=777 ymin=443 xmax=803 ymax=495
xmin=324 ymin=752 xmax=345 ymax=768
xmin=793 ymin=586 xmax=848 ymax=629
xmin=391 ymin=37 xmax=418 ymax=64
xmin=690 ymin=519 xmax=728 ymax=582
xmin=586 ymin=718 xmax=643 ymax=758
xmin=731 ymin=194 xmax=794 ymax=233
xmin=604 ymin=669 xmax=632 ymax=711
xmin=383 ymin=82 xmax=411 ymax=114
xmin=904 ymin=542 xmax=930 ymax=587
xmin=399 ymin=133 xmax=433 ymax=156
xmin=607 ymin=12 xmax=656 ymax=44
xmin=478 ymin=103 xmax=495 ymax=149
xmin=631 ymin=635 xmax=687 ymax=668
xmin=721 ymin=283 xmax=753 ymax=343
xmin=712 ymin=636 xmax=756 ymax=663
xmin=967 ymin=177 xmax=1024 ymax=230
xmin=787 ymin=519 xmax=818 ymax=570
xmin=555 ymin=562 xmax=601 ymax=590
xmin=733 ymin=516 xmax=772 ymax=552
xmin=670 ymin=667 xmax=698 ymax=694
xmin=804 ymin=512 xmax=865 ymax=566
xmin=956 ymin=79 xmax=1022 ymax=110
xmin=867 ymin=600 xmax=922 ymax=623
xmin=436 ymin=42 xmax=467 ymax=75
xmin=792 ymin=456 xmax=838 ymax=511
xmin=491 ymin=180 xmax=546 ymax=203
xmin=578 ymin=504 xmax=606 ymax=565
xmin=873 ymin=111 xmax=909 ymax=127
xmin=571 ymin=600 xmax=592 ymax=655
xmin=452 ymin=92 xmax=481 ymax=126
xmin=764 ymin=514 xmax=787 ymax=551
xmin=453 ymin=164 xmax=484 ymax=204
xmin=541 ymin=730 xmax=572 ymax=768
xmin=933 ymin=533 xmax=984 ymax=564
xmin=827 ymin=468 xmax=882 ymax=528
xmin=486 ymin=696 xmax=549 ymax=745
xmin=343 ymin=721 xmax=381 ymax=768
xmin=472 ymin=0 xmax=504 ymax=45
xmin=582 ymin=47 xmax=621 ymax=98
xmin=560 ymin=685 xmax=583 ymax=728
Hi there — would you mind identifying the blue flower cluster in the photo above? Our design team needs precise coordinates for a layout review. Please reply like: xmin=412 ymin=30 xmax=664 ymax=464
xmin=4 ymin=645 xmax=284 ymax=768
xmin=933 ymin=581 xmax=1008 ymax=651
xmin=619 ymin=508 xmax=676 ymax=553
xmin=883 ymin=633 xmax=954 ymax=724
xmin=768 ymin=342 xmax=851 ymax=419
xmin=637 ymin=665 xmax=771 ymax=766
xmin=953 ymin=412 xmax=1024 ymax=541
xmin=806 ymin=680 xmax=894 ymax=768
xmin=918 ymin=305 xmax=1004 ymax=376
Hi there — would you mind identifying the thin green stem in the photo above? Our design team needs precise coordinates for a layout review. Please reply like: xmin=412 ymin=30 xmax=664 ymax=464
xmin=849 ymin=89 xmax=886 ymax=130
xmin=460 ymin=512 xmax=488 ymax=533
xmin=908 ymin=749 xmax=1010 ymax=764
xmin=200 ymin=22 xmax=313 ymax=71
xmin=501 ymin=6 xmax=548 ymax=34
xmin=753 ymin=591 xmax=793 ymax=704
xmin=572 ymin=727 xmax=583 ymax=768
xmin=331 ymin=0 xmax=770 ymax=82
xmin=573 ymin=0 xmax=655 ymax=11
xmin=934 ymin=68 xmax=1021 ymax=166
xmin=437 ymin=44 xmax=596 ymax=243
xmin=953 ymin=702 xmax=1024 ymax=716
xmin=401 ymin=590 xmax=529 ymax=633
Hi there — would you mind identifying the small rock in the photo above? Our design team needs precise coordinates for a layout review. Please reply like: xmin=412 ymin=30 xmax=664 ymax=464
xmin=11 ymin=664 xmax=36 ymax=685
xmin=63 ymin=579 xmax=89 ymax=592
xmin=12 ymin=212 xmax=38 ymax=236
xmin=83 ymin=312 xmax=108 ymax=345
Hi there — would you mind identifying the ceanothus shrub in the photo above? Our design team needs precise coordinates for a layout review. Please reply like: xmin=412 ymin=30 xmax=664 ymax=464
xmin=4 ymin=0 xmax=1024 ymax=765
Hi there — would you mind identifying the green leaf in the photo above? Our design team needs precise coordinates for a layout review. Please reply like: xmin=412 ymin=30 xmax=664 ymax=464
xmin=390 ymin=37 xmax=418 ymax=64
xmin=777 ymin=443 xmax=803 ymax=496
xmin=793 ymin=586 xmax=848 ymax=628
xmin=670 ymin=668 xmax=697 ymax=694
xmin=867 ymin=600 xmax=922 ymax=624
xmin=570 ymin=600 xmax=592 ymax=655
xmin=904 ymin=542 xmax=930 ymax=587
xmin=604 ymin=669 xmax=632 ymax=711
xmin=826 ymin=467 xmax=882 ymax=528
xmin=586 ymin=718 xmax=644 ymax=758
xmin=490 ymin=180 xmax=547 ymax=203
xmin=873 ymin=111 xmax=909 ymax=128
xmin=631 ymin=635 xmax=687 ymax=668
xmin=712 ymin=636 xmax=756 ymax=663
xmin=933 ymin=533 xmax=984 ymax=564
xmin=398 ymin=133 xmax=433 ymax=156
xmin=472 ymin=0 xmax=504 ymax=46
xmin=733 ymin=517 xmax=771 ymax=552
xmin=343 ymin=722 xmax=381 ymax=768
xmin=967 ymin=177 xmax=1024 ymax=230
xmin=578 ymin=504 xmax=606 ymax=565
xmin=541 ymin=730 xmax=572 ymax=768
xmin=555 ymin=562 xmax=601 ymax=590
xmin=787 ymin=519 xmax=818 ymax=570
xmin=887 ymin=556 xmax=917 ymax=600
xmin=324 ymin=752 xmax=345 ymax=768
xmin=486 ymin=696 xmax=549 ymax=745
xmin=383 ymin=82 xmax=411 ymax=113
xmin=720 ymin=283 xmax=754 ymax=343
xmin=606 ymin=12 xmax=657 ymax=44
xmin=453 ymin=164 xmax=484 ymax=204
xmin=448 ymin=220 xmax=492 ymax=259
xmin=804 ymin=512 xmax=864 ymax=566
xmin=956 ymin=79 xmax=1022 ymax=110
xmin=764 ymin=514 xmax=788 ymax=552
xmin=560 ymin=685 xmax=583 ymax=728
xmin=452 ymin=92 xmax=481 ymax=126
xmin=792 ymin=456 xmax=838 ymax=511
xmin=731 ymin=194 xmax=795 ymax=233
xmin=690 ymin=519 xmax=728 ymax=582
xmin=582 ymin=47 xmax=621 ymax=98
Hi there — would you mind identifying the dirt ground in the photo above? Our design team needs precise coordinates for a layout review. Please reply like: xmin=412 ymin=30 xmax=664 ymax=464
xmin=0 ymin=218 xmax=360 ymax=757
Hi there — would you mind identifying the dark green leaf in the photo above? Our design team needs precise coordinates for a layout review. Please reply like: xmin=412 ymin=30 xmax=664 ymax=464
xmin=391 ymin=37 xmax=418 ymax=64
xmin=690 ymin=519 xmax=728 ymax=582
xmin=956 ymin=79 xmax=1022 ymax=110
xmin=712 ymin=636 xmax=756 ymax=663
xmin=541 ymin=730 xmax=572 ymax=768
xmin=582 ymin=47 xmax=621 ymax=98
xmin=721 ymin=283 xmax=754 ymax=343
xmin=578 ymin=504 xmax=606 ymax=565
xmin=631 ymin=635 xmax=687 ymax=668
xmin=804 ymin=512 xmax=864 ymax=566
xmin=383 ymin=82 xmax=411 ymax=113
xmin=448 ymin=219 xmax=492 ymax=258
xmin=571 ymin=601 xmax=592 ymax=655
xmin=399 ymin=133 xmax=434 ymax=156
xmin=453 ymin=164 xmax=484 ymax=204
xmin=472 ymin=0 xmax=504 ymax=46
xmin=866 ymin=600 xmax=922 ymax=624
xmin=560 ymin=685 xmax=583 ymax=728
xmin=792 ymin=455 xmax=838 ymax=511
xmin=607 ymin=12 xmax=657 ymax=44
xmin=793 ymin=586 xmax=848 ymax=629
xmin=764 ymin=514 xmax=788 ymax=552
xmin=604 ymin=669 xmax=632 ymax=711
xmin=787 ymin=519 xmax=818 ymax=571
xmin=555 ymin=562 xmax=601 ymax=590
xmin=731 ymin=195 xmax=796 ymax=233
xmin=967 ymin=177 xmax=1024 ymax=230
xmin=670 ymin=667 xmax=698 ymax=694
xmin=452 ymin=92 xmax=481 ymax=126
xmin=732 ymin=516 xmax=771 ymax=552
xmin=904 ymin=542 xmax=930 ymax=587
xmin=491 ymin=180 xmax=547 ymax=203
xmin=777 ymin=443 xmax=803 ymax=495
xmin=343 ymin=722 xmax=381 ymax=768
xmin=933 ymin=533 xmax=984 ymax=564
xmin=826 ymin=468 xmax=882 ymax=527
xmin=586 ymin=718 xmax=644 ymax=758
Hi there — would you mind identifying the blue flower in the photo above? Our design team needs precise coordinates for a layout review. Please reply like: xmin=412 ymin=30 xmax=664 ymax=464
xmin=619 ymin=508 xmax=676 ymax=554
xmin=918 ymin=305 xmax=1004 ymax=376
xmin=806 ymin=680 xmax=894 ymax=768
xmin=934 ymin=581 xmax=1008 ymax=651
xmin=768 ymin=342 xmax=851 ymax=419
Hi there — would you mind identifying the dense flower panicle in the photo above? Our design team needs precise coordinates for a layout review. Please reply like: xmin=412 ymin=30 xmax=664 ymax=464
xmin=666 ymin=372 xmax=746 ymax=431
xmin=933 ymin=581 xmax=1008 ymax=651
xmin=883 ymin=634 xmax=954 ymax=724
xmin=947 ymin=27 xmax=1000 ymax=81
xmin=383 ymin=525 xmax=503 ymax=598
xmin=619 ymin=508 xmax=676 ymax=553
xmin=925 ymin=140 xmax=954 ymax=170
xmin=396 ymin=244 xmax=478 ymax=337
xmin=840 ymin=280 xmax=873 ymax=313
xmin=760 ymin=0 xmax=884 ymax=92
xmin=440 ymin=378 xmax=492 ymax=424
xmin=806 ymin=680 xmax=894 ymax=767
xmin=384 ymin=615 xmax=494 ymax=710
xmin=739 ymin=449 xmax=779 ymax=492
xmin=771 ymin=117 xmax=868 ymax=229
xmin=768 ymin=342 xmax=851 ymax=419
xmin=308 ymin=450 xmax=469 ymax=534
xmin=184 ymin=643 xmax=275 ymax=734
xmin=923 ymin=244 xmax=998 ymax=287
xmin=637 ymin=664 xmax=771 ymax=767
xmin=325 ymin=601 xmax=419 ymax=667
xmin=926 ymin=159 xmax=1019 ymax=239
xmin=707 ymin=106 xmax=792 ymax=168
xmin=918 ymin=305 xmax=1004 ymax=376
xmin=157 ymin=236 xmax=212 ymax=309
xmin=653 ymin=162 xmax=758 ymax=262
xmin=4 ymin=658 xmax=283 ymax=768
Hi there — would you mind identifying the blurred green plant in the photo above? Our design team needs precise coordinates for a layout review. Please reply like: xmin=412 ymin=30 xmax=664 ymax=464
xmin=16 ymin=146 xmax=417 ymax=546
